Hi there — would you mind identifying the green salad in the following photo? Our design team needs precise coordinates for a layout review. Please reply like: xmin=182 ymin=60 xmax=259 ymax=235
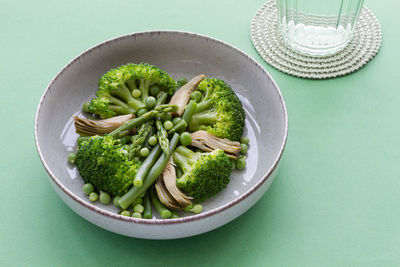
xmin=68 ymin=62 xmax=249 ymax=219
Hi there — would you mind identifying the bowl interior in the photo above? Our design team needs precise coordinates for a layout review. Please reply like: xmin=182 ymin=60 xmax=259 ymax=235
xmin=36 ymin=31 xmax=287 ymax=218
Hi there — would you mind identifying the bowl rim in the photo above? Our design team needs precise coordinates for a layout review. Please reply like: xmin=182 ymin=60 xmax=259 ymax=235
xmin=35 ymin=30 xmax=288 ymax=225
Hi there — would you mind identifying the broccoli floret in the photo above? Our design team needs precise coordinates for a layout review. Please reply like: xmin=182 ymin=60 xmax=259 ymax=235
xmin=173 ymin=146 xmax=232 ymax=202
xmin=188 ymin=78 xmax=245 ymax=141
xmin=75 ymin=135 xmax=141 ymax=196
xmin=88 ymin=63 xmax=177 ymax=118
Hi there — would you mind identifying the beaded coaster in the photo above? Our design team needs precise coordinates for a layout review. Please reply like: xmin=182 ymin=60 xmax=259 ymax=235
xmin=250 ymin=1 xmax=382 ymax=79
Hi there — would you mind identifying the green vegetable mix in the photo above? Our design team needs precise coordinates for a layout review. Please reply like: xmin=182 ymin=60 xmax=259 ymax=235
xmin=71 ymin=63 xmax=249 ymax=219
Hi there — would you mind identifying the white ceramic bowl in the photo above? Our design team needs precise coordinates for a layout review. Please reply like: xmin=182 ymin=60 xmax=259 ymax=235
xmin=35 ymin=31 xmax=288 ymax=239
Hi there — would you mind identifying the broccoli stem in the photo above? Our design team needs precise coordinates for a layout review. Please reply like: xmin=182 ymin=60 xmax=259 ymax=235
xmin=139 ymin=79 xmax=152 ymax=103
xmin=108 ymin=96 xmax=136 ymax=114
xmin=182 ymin=100 xmax=197 ymax=123
xmin=142 ymin=190 xmax=152 ymax=219
xmin=150 ymin=187 xmax=172 ymax=219
xmin=189 ymin=110 xmax=218 ymax=131
xmin=112 ymin=84 xmax=145 ymax=112
xmin=156 ymin=120 xmax=169 ymax=154
xmin=126 ymin=80 xmax=138 ymax=91
xmin=133 ymin=144 xmax=162 ymax=187
xmin=118 ymin=133 xmax=180 ymax=210
xmin=194 ymin=98 xmax=213 ymax=113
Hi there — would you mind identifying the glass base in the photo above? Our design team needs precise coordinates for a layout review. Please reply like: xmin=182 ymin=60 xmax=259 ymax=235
xmin=280 ymin=19 xmax=353 ymax=56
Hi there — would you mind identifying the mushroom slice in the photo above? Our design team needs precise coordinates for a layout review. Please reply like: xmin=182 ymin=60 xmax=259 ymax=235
xmin=169 ymin=74 xmax=205 ymax=116
xmin=74 ymin=114 xmax=135 ymax=136
xmin=190 ymin=130 xmax=241 ymax=159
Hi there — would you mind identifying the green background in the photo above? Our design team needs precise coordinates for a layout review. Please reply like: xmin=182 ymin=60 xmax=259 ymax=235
xmin=1 ymin=0 xmax=399 ymax=266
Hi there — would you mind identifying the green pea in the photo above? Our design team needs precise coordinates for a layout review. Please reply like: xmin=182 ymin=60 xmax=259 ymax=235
xmin=113 ymin=196 xmax=121 ymax=208
xmin=132 ymin=89 xmax=141 ymax=98
xmin=190 ymin=91 xmax=202 ymax=103
xmin=89 ymin=192 xmax=98 ymax=202
xmin=236 ymin=156 xmax=246 ymax=170
xmin=172 ymin=117 xmax=182 ymax=125
xmin=191 ymin=204 xmax=203 ymax=214
xmin=82 ymin=183 xmax=94 ymax=195
xmin=82 ymin=102 xmax=91 ymax=113
xmin=240 ymin=143 xmax=248 ymax=154
xmin=133 ymin=204 xmax=144 ymax=213
xmin=137 ymin=108 xmax=148 ymax=117
xmin=180 ymin=132 xmax=192 ymax=146
xmin=177 ymin=77 xmax=188 ymax=88
xmin=139 ymin=147 xmax=150 ymax=157
xmin=68 ymin=153 xmax=77 ymax=164
xmin=240 ymin=136 xmax=250 ymax=145
xmin=145 ymin=96 xmax=157 ymax=108
xmin=99 ymin=191 xmax=111 ymax=204
xmin=149 ymin=85 xmax=161 ymax=96
xmin=131 ymin=212 xmax=142 ymax=218
xmin=163 ymin=120 xmax=174 ymax=130
xmin=148 ymin=136 xmax=158 ymax=146
xmin=121 ymin=210 xmax=131 ymax=217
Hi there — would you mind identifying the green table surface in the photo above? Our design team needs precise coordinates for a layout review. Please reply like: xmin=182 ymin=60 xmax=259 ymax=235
xmin=1 ymin=0 xmax=399 ymax=266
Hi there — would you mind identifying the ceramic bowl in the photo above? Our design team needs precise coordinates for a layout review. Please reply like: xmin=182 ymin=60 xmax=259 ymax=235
xmin=35 ymin=31 xmax=288 ymax=239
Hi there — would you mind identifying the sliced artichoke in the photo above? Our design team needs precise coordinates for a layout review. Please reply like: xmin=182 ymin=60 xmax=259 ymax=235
xmin=74 ymin=114 xmax=135 ymax=136
xmin=190 ymin=130 xmax=241 ymax=159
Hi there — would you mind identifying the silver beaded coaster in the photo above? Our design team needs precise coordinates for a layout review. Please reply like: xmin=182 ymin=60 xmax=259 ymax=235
xmin=250 ymin=1 xmax=382 ymax=79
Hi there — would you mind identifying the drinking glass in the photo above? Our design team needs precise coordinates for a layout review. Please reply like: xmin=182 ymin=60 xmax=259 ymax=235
xmin=276 ymin=0 xmax=365 ymax=56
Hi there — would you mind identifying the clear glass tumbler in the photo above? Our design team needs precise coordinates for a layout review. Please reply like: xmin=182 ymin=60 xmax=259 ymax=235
xmin=276 ymin=0 xmax=365 ymax=56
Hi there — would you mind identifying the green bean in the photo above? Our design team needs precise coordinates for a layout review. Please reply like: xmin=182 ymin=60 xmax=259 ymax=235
xmin=142 ymin=191 xmax=152 ymax=219
xmin=156 ymin=120 xmax=169 ymax=154
xmin=133 ymin=144 xmax=162 ymax=188
xmin=172 ymin=117 xmax=182 ymax=125
xmin=150 ymin=187 xmax=172 ymax=219
xmin=182 ymin=100 xmax=197 ymax=123
xmin=118 ymin=133 xmax=180 ymax=210
xmin=167 ymin=120 xmax=187 ymax=135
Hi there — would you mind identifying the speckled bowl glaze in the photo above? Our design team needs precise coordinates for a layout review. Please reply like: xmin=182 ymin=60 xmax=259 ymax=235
xmin=35 ymin=31 xmax=288 ymax=239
